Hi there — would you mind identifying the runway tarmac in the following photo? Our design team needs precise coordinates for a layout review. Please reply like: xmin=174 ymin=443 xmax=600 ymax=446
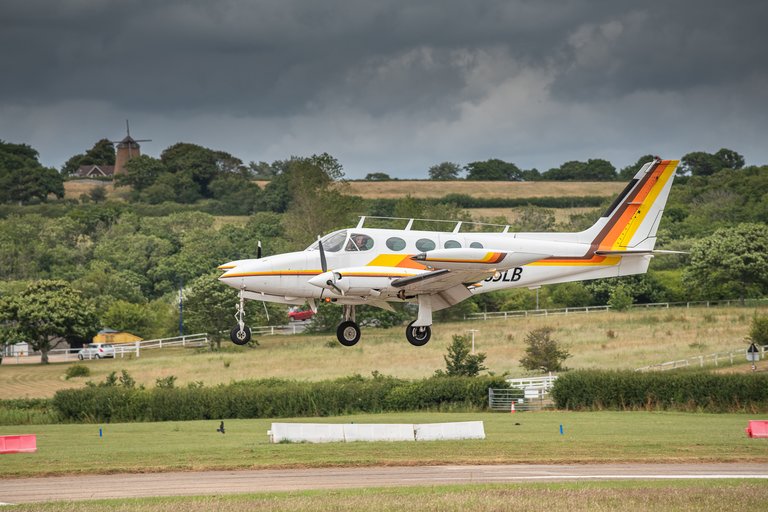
xmin=2 ymin=463 xmax=767 ymax=504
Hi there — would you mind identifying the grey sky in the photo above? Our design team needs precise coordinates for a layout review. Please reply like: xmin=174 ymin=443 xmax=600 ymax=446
xmin=1 ymin=1 xmax=766 ymax=178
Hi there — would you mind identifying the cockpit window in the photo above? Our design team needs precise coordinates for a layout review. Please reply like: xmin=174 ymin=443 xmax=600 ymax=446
xmin=306 ymin=230 xmax=347 ymax=252
xmin=345 ymin=233 xmax=374 ymax=251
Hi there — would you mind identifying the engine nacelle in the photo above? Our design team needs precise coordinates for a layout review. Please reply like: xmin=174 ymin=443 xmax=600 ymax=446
xmin=411 ymin=248 xmax=549 ymax=270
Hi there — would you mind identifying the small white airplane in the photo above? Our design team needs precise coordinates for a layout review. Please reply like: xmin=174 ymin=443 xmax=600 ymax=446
xmin=219 ymin=158 xmax=679 ymax=347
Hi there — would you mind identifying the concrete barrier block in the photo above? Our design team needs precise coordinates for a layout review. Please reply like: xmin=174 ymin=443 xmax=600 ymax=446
xmin=343 ymin=423 xmax=415 ymax=442
xmin=415 ymin=421 xmax=486 ymax=441
xmin=270 ymin=423 xmax=345 ymax=443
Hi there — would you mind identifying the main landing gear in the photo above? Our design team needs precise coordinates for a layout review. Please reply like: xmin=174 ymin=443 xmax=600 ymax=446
xmin=333 ymin=304 xmax=432 ymax=347
xmin=230 ymin=289 xmax=252 ymax=345
xmin=405 ymin=321 xmax=431 ymax=346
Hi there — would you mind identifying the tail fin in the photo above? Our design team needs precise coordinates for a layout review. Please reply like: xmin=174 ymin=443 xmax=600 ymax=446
xmin=577 ymin=158 xmax=678 ymax=252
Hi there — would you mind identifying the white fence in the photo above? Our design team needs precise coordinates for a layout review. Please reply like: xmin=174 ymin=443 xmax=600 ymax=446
xmin=465 ymin=299 xmax=768 ymax=322
xmin=489 ymin=374 xmax=559 ymax=412
xmin=636 ymin=345 xmax=766 ymax=372
xmin=2 ymin=333 xmax=208 ymax=364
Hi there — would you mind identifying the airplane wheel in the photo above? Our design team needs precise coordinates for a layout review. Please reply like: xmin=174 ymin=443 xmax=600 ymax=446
xmin=406 ymin=321 xmax=431 ymax=346
xmin=336 ymin=320 xmax=361 ymax=347
xmin=230 ymin=325 xmax=252 ymax=345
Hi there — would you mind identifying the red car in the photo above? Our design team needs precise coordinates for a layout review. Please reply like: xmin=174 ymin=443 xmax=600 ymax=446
xmin=288 ymin=308 xmax=314 ymax=322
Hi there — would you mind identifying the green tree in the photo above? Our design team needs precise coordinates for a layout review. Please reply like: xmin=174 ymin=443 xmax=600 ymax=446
xmin=714 ymin=148 xmax=745 ymax=170
xmin=465 ymin=159 xmax=522 ymax=181
xmin=680 ymin=148 xmax=744 ymax=177
xmin=282 ymin=157 xmax=358 ymax=246
xmin=519 ymin=327 xmax=570 ymax=373
xmin=160 ymin=143 xmax=243 ymax=198
xmin=543 ymin=159 xmax=616 ymax=181
xmin=748 ymin=314 xmax=768 ymax=347
xmin=116 ymin=155 xmax=167 ymax=193
xmin=61 ymin=138 xmax=116 ymax=175
xmin=0 ymin=141 xmax=64 ymax=204
xmin=440 ymin=334 xmax=487 ymax=377
xmin=680 ymin=151 xmax=724 ymax=176
xmin=428 ymin=162 xmax=461 ymax=180
xmin=618 ymin=155 xmax=655 ymax=180
xmin=683 ymin=223 xmax=768 ymax=300
xmin=513 ymin=206 xmax=555 ymax=231
xmin=0 ymin=280 xmax=99 ymax=364
xmin=364 ymin=172 xmax=392 ymax=181
xmin=608 ymin=284 xmax=633 ymax=311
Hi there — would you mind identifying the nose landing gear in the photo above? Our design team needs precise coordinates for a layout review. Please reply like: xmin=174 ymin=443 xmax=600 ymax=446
xmin=230 ymin=288 xmax=252 ymax=345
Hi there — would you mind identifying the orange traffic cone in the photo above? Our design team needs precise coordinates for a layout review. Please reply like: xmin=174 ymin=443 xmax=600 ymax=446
xmin=510 ymin=401 xmax=516 ymax=413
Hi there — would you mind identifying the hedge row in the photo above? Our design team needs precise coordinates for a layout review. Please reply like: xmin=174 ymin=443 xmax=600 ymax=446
xmin=51 ymin=375 xmax=508 ymax=423
xmin=364 ymin=195 xmax=607 ymax=216
xmin=551 ymin=370 xmax=768 ymax=412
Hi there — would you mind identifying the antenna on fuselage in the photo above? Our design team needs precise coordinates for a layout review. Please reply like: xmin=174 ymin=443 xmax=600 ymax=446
xmin=257 ymin=240 xmax=262 ymax=259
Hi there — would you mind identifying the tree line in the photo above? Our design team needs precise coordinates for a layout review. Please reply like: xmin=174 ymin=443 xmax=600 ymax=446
xmin=1 ymin=139 xmax=767 ymax=362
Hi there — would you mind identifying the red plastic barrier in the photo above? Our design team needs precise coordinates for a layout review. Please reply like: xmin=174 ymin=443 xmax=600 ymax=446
xmin=0 ymin=434 xmax=37 ymax=453
xmin=745 ymin=421 xmax=768 ymax=438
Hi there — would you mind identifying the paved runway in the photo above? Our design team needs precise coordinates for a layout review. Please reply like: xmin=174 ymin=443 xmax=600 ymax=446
xmin=2 ymin=463 xmax=767 ymax=504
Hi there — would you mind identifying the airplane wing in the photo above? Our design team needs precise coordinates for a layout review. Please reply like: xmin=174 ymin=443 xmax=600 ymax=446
xmin=391 ymin=268 xmax=495 ymax=311
xmin=390 ymin=248 xmax=550 ymax=311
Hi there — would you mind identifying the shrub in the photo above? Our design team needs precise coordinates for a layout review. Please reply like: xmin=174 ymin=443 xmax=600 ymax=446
xmin=64 ymin=364 xmax=90 ymax=380
xmin=749 ymin=314 xmax=768 ymax=346
xmin=551 ymin=370 xmax=768 ymax=412
xmin=519 ymin=328 xmax=570 ymax=373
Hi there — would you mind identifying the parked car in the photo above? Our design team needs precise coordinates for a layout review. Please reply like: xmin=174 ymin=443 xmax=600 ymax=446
xmin=288 ymin=308 xmax=314 ymax=322
xmin=78 ymin=343 xmax=116 ymax=360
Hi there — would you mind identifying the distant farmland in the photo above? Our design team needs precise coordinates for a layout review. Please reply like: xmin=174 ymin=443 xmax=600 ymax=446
xmin=258 ymin=180 xmax=625 ymax=200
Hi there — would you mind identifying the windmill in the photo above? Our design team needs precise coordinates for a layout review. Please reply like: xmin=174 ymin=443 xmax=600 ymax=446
xmin=111 ymin=120 xmax=151 ymax=176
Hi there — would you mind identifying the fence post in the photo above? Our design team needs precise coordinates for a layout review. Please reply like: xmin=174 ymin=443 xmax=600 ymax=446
xmin=135 ymin=341 xmax=140 ymax=359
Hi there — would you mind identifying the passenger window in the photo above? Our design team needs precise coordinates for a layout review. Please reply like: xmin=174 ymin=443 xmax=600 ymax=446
xmin=345 ymin=233 xmax=374 ymax=251
xmin=416 ymin=238 xmax=436 ymax=252
xmin=386 ymin=237 xmax=406 ymax=251
xmin=470 ymin=242 xmax=484 ymax=249
xmin=444 ymin=240 xmax=461 ymax=249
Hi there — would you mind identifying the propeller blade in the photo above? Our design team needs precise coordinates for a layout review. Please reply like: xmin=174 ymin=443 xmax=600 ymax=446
xmin=318 ymin=236 xmax=328 ymax=272
xmin=257 ymin=240 xmax=262 ymax=259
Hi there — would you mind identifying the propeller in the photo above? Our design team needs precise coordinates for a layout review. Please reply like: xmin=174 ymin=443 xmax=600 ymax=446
xmin=317 ymin=236 xmax=343 ymax=295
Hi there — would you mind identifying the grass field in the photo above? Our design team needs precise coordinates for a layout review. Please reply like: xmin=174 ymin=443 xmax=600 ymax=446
xmin=1 ymin=306 xmax=763 ymax=399
xmin=1 ymin=411 xmax=766 ymax=478
xmin=249 ymin=180 xmax=624 ymax=199
xmin=6 ymin=481 xmax=768 ymax=512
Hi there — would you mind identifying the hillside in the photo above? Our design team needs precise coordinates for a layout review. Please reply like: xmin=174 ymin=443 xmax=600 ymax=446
xmin=2 ymin=305 xmax=762 ymax=399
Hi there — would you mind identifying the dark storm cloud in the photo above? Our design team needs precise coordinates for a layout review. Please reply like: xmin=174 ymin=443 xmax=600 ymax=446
xmin=3 ymin=0 xmax=765 ymax=115
xmin=0 ymin=0 xmax=602 ymax=116
xmin=1 ymin=0 xmax=767 ymax=174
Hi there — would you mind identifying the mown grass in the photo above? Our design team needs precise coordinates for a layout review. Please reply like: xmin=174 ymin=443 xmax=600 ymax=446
xmin=1 ymin=411 xmax=766 ymax=478
xmin=1 ymin=306 xmax=763 ymax=399
xmin=5 ymin=480 xmax=768 ymax=512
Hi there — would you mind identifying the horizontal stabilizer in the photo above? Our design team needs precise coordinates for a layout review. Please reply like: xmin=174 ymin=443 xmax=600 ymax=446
xmin=594 ymin=249 xmax=688 ymax=256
